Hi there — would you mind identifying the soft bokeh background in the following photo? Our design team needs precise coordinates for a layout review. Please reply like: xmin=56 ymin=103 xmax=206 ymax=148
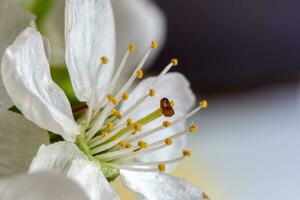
xmin=18 ymin=0 xmax=300 ymax=199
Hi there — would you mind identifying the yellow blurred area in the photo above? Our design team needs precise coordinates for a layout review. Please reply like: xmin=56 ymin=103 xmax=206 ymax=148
xmin=111 ymin=157 xmax=220 ymax=199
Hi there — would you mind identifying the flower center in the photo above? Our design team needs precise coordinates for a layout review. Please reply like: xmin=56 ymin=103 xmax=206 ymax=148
xmin=73 ymin=41 xmax=207 ymax=181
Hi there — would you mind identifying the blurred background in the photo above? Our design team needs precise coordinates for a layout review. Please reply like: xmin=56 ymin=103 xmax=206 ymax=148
xmin=15 ymin=0 xmax=300 ymax=199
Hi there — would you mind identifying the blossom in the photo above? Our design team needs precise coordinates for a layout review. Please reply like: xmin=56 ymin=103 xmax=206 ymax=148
xmin=0 ymin=172 xmax=89 ymax=200
xmin=1 ymin=0 xmax=208 ymax=199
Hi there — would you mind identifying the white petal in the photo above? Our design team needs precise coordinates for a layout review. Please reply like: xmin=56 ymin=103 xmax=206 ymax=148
xmin=120 ymin=73 xmax=195 ymax=170
xmin=0 ymin=172 xmax=89 ymax=200
xmin=65 ymin=0 xmax=115 ymax=106
xmin=29 ymin=141 xmax=86 ymax=174
xmin=67 ymin=159 xmax=120 ymax=200
xmin=111 ymin=0 xmax=166 ymax=86
xmin=0 ymin=0 xmax=34 ymax=110
xmin=0 ymin=111 xmax=49 ymax=177
xmin=121 ymin=170 xmax=203 ymax=200
xmin=1 ymin=27 xmax=80 ymax=142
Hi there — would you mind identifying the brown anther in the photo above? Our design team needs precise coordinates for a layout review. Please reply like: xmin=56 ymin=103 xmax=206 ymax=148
xmin=160 ymin=98 xmax=175 ymax=117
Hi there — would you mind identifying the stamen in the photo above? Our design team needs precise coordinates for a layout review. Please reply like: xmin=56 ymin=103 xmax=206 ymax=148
xmin=170 ymin=58 xmax=179 ymax=66
xmin=183 ymin=150 xmax=191 ymax=157
xmin=151 ymin=40 xmax=159 ymax=49
xmin=101 ymin=56 xmax=109 ymax=64
xmin=138 ymin=141 xmax=148 ymax=149
xmin=127 ymin=118 xmax=133 ymax=126
xmin=136 ymin=69 xmax=144 ymax=79
xmin=106 ymin=122 xmax=114 ymax=130
xmin=111 ymin=109 xmax=122 ymax=120
xmin=163 ymin=121 xmax=172 ymax=127
xmin=200 ymin=100 xmax=208 ymax=108
xmin=122 ymin=92 xmax=129 ymax=101
xmin=134 ymin=123 xmax=142 ymax=132
xmin=189 ymin=123 xmax=198 ymax=133
xmin=149 ymin=88 xmax=155 ymax=97
xmin=103 ymin=163 xmax=157 ymax=172
xmin=158 ymin=163 xmax=166 ymax=172
xmin=128 ymin=44 xmax=136 ymax=53
xmin=165 ymin=138 xmax=173 ymax=145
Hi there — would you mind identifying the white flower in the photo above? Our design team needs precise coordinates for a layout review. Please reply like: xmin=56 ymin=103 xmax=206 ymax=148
xmin=1 ymin=0 xmax=208 ymax=199
xmin=0 ymin=172 xmax=89 ymax=200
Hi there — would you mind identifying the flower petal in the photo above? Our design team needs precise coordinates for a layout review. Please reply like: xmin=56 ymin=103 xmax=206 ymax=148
xmin=1 ymin=27 xmax=80 ymax=142
xmin=29 ymin=141 xmax=86 ymax=174
xmin=121 ymin=170 xmax=203 ymax=200
xmin=0 ymin=111 xmax=49 ymax=177
xmin=67 ymin=159 xmax=120 ymax=200
xmin=120 ymin=72 xmax=195 ymax=171
xmin=110 ymin=0 xmax=166 ymax=85
xmin=0 ymin=0 xmax=34 ymax=110
xmin=0 ymin=172 xmax=89 ymax=200
xmin=65 ymin=0 xmax=115 ymax=106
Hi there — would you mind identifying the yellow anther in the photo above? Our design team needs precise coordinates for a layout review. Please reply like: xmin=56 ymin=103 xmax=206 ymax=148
xmin=158 ymin=163 xmax=166 ymax=172
xmin=125 ymin=143 xmax=132 ymax=148
xmin=122 ymin=92 xmax=129 ymax=101
xmin=127 ymin=118 xmax=133 ymax=126
xmin=111 ymin=109 xmax=118 ymax=116
xmin=112 ymin=98 xmax=119 ymax=105
xmin=200 ymin=100 xmax=208 ymax=108
xmin=131 ymin=131 xmax=137 ymax=135
xmin=151 ymin=40 xmax=159 ymax=49
xmin=163 ymin=121 xmax=172 ymax=127
xmin=170 ymin=58 xmax=179 ymax=66
xmin=149 ymin=88 xmax=155 ymax=97
xmin=111 ymin=109 xmax=122 ymax=120
xmin=136 ymin=69 xmax=144 ymax=79
xmin=138 ymin=141 xmax=148 ymax=149
xmin=106 ymin=122 xmax=114 ymax=130
xmin=107 ymin=94 xmax=118 ymax=105
xmin=119 ymin=140 xmax=126 ymax=147
xmin=101 ymin=56 xmax=109 ymax=64
xmin=107 ymin=94 xmax=114 ymax=101
xmin=101 ymin=131 xmax=108 ymax=136
xmin=183 ymin=150 xmax=191 ymax=157
xmin=189 ymin=124 xmax=198 ymax=133
xmin=165 ymin=138 xmax=173 ymax=145
xmin=170 ymin=100 xmax=175 ymax=107
xmin=134 ymin=123 xmax=142 ymax=132
xmin=128 ymin=44 xmax=136 ymax=52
